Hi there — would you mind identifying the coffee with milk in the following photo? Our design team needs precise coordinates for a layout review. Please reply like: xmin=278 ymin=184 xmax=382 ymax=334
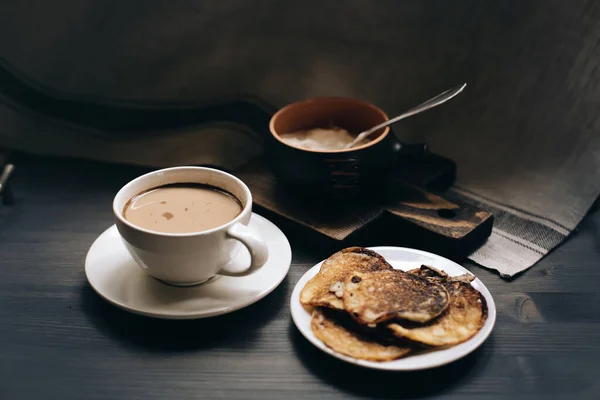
xmin=123 ymin=183 xmax=243 ymax=234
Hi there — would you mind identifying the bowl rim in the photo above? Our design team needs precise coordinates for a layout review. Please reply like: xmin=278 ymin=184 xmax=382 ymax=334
xmin=269 ymin=97 xmax=390 ymax=154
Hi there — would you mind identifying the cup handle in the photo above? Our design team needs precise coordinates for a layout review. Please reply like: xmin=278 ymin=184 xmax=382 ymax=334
xmin=218 ymin=222 xmax=269 ymax=277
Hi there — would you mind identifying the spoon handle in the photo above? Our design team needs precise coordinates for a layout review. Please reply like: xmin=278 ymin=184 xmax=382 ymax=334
xmin=346 ymin=83 xmax=467 ymax=149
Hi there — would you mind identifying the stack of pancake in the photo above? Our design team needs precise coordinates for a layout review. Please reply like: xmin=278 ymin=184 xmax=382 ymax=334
xmin=300 ymin=247 xmax=488 ymax=362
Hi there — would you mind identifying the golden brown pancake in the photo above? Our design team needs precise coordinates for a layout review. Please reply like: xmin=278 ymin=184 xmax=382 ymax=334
xmin=343 ymin=269 xmax=449 ymax=325
xmin=407 ymin=265 xmax=448 ymax=279
xmin=311 ymin=308 xmax=411 ymax=362
xmin=300 ymin=247 xmax=393 ymax=310
xmin=388 ymin=273 xmax=487 ymax=347
xmin=407 ymin=265 xmax=475 ymax=284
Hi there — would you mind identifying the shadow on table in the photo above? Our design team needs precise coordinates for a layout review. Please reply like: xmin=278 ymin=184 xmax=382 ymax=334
xmin=80 ymin=276 xmax=289 ymax=352
xmin=290 ymin=325 xmax=494 ymax=399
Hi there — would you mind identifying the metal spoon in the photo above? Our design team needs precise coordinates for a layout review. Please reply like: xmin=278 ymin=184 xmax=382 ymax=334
xmin=0 ymin=163 xmax=15 ymax=205
xmin=345 ymin=83 xmax=467 ymax=149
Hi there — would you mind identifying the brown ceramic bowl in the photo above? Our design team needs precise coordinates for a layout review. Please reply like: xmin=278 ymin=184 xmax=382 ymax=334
xmin=266 ymin=97 xmax=425 ymax=198
xmin=270 ymin=97 xmax=391 ymax=153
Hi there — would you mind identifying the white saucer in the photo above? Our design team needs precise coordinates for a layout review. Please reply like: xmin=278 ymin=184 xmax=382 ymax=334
xmin=290 ymin=246 xmax=496 ymax=371
xmin=85 ymin=213 xmax=291 ymax=319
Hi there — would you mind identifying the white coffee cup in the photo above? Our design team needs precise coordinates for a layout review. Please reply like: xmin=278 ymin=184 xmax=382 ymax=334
xmin=113 ymin=166 xmax=269 ymax=286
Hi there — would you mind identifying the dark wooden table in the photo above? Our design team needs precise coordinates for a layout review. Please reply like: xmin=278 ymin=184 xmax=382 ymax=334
xmin=1 ymin=155 xmax=599 ymax=400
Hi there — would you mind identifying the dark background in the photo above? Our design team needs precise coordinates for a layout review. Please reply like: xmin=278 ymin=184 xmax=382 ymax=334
xmin=1 ymin=1 xmax=599 ymax=205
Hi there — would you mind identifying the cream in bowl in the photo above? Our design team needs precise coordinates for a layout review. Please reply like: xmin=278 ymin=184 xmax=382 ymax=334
xmin=265 ymin=97 xmax=426 ymax=197
xmin=279 ymin=127 xmax=371 ymax=152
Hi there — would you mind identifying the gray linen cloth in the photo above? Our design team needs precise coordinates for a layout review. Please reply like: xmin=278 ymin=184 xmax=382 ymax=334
xmin=1 ymin=1 xmax=599 ymax=277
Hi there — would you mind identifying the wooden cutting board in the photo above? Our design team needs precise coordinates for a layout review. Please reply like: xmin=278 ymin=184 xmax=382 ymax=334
xmin=235 ymin=155 xmax=493 ymax=258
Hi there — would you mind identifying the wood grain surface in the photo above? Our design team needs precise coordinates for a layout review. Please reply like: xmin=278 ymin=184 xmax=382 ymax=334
xmin=1 ymin=155 xmax=599 ymax=400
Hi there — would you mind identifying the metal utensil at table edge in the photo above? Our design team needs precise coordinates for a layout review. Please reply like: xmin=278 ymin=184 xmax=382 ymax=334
xmin=345 ymin=83 xmax=467 ymax=149
xmin=0 ymin=163 xmax=15 ymax=205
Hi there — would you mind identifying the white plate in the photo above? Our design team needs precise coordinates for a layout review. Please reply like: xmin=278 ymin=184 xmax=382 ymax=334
xmin=290 ymin=246 xmax=496 ymax=371
xmin=85 ymin=213 xmax=291 ymax=319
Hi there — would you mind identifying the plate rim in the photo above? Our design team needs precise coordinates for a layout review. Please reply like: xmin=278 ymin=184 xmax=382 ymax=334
xmin=85 ymin=212 xmax=292 ymax=320
xmin=290 ymin=246 xmax=497 ymax=371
